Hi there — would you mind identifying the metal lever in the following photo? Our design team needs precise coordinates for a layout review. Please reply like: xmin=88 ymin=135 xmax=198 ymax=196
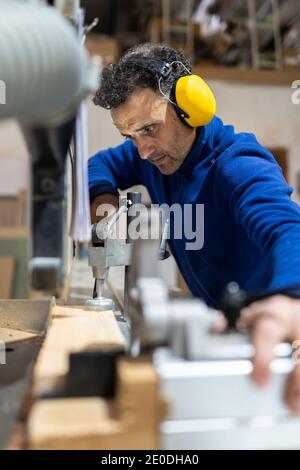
xmin=91 ymin=201 xmax=128 ymax=244
xmin=158 ymin=218 xmax=170 ymax=260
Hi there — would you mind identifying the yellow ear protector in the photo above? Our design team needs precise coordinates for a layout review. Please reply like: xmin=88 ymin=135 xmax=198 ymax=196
xmin=156 ymin=59 xmax=216 ymax=128
xmin=126 ymin=56 xmax=216 ymax=127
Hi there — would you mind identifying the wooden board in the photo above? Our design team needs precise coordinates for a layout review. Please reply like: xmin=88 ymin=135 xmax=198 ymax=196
xmin=28 ymin=358 xmax=167 ymax=450
xmin=0 ymin=192 xmax=26 ymax=227
xmin=0 ymin=234 xmax=28 ymax=298
xmin=0 ymin=327 xmax=38 ymax=344
xmin=33 ymin=306 xmax=125 ymax=394
xmin=28 ymin=398 xmax=122 ymax=450
xmin=28 ymin=305 xmax=167 ymax=449
xmin=0 ymin=256 xmax=15 ymax=299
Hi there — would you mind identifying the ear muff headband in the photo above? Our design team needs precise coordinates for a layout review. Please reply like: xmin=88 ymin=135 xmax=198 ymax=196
xmin=156 ymin=59 xmax=216 ymax=128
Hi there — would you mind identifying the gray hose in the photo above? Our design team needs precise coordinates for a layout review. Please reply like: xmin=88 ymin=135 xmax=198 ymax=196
xmin=0 ymin=0 xmax=99 ymax=124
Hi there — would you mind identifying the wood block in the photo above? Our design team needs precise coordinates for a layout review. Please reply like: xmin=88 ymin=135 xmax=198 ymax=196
xmin=52 ymin=305 xmax=111 ymax=318
xmin=29 ymin=359 xmax=163 ymax=450
xmin=0 ymin=192 xmax=26 ymax=227
xmin=116 ymin=358 xmax=163 ymax=434
xmin=33 ymin=307 xmax=125 ymax=394
xmin=28 ymin=396 xmax=157 ymax=449
xmin=28 ymin=398 xmax=123 ymax=450
xmin=33 ymin=349 xmax=69 ymax=394
xmin=42 ymin=313 xmax=125 ymax=351
xmin=0 ymin=327 xmax=38 ymax=344
xmin=0 ymin=230 xmax=28 ymax=298
xmin=29 ymin=310 xmax=166 ymax=449
xmin=117 ymin=358 xmax=158 ymax=408
xmin=0 ymin=256 xmax=15 ymax=299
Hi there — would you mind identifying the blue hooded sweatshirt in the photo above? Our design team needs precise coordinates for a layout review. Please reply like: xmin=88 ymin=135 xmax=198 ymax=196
xmin=88 ymin=116 xmax=300 ymax=308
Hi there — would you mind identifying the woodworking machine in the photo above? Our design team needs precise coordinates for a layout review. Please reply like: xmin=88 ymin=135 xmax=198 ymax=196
xmin=126 ymin=206 xmax=300 ymax=450
xmin=0 ymin=299 xmax=52 ymax=448
xmin=0 ymin=0 xmax=99 ymax=293
xmin=87 ymin=192 xmax=142 ymax=317
xmin=43 ymin=205 xmax=300 ymax=449
xmin=0 ymin=0 xmax=98 ymax=448
xmin=87 ymin=191 xmax=171 ymax=319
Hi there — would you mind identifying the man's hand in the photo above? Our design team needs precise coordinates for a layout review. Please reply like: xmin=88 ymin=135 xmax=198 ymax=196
xmin=238 ymin=295 xmax=300 ymax=414
xmin=90 ymin=193 xmax=118 ymax=224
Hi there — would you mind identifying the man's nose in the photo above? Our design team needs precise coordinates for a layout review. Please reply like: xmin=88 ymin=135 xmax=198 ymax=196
xmin=135 ymin=137 xmax=155 ymax=160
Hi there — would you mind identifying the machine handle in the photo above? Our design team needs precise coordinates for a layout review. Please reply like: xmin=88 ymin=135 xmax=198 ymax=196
xmin=221 ymin=281 xmax=300 ymax=329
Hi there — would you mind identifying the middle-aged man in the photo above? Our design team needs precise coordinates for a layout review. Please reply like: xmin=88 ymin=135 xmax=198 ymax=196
xmin=88 ymin=43 xmax=300 ymax=413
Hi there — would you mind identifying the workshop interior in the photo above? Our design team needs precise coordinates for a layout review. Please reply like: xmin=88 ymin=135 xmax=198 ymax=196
xmin=1 ymin=0 xmax=300 ymax=451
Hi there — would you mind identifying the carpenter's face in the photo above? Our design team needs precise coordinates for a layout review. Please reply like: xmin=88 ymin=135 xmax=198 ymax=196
xmin=111 ymin=88 xmax=196 ymax=175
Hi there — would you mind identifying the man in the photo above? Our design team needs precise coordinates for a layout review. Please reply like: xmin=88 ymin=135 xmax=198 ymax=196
xmin=88 ymin=43 xmax=300 ymax=413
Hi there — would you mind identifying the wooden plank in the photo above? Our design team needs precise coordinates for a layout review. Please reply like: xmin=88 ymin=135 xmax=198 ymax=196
xmin=28 ymin=304 xmax=167 ymax=449
xmin=0 ymin=227 xmax=28 ymax=239
xmin=0 ymin=256 xmax=15 ymax=299
xmin=28 ymin=397 xmax=123 ymax=450
xmin=0 ymin=237 xmax=28 ymax=298
xmin=0 ymin=327 xmax=38 ymax=344
xmin=33 ymin=306 xmax=125 ymax=394
xmin=0 ymin=192 xmax=27 ymax=227
xmin=41 ymin=316 xmax=124 ymax=351
xmin=28 ymin=357 xmax=168 ymax=450
xmin=116 ymin=358 xmax=165 ymax=438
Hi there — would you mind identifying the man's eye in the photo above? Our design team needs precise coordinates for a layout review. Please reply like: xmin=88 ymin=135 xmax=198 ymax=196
xmin=143 ymin=125 xmax=155 ymax=135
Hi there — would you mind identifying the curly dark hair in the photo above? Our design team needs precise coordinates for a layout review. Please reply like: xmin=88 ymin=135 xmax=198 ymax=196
xmin=93 ymin=43 xmax=192 ymax=109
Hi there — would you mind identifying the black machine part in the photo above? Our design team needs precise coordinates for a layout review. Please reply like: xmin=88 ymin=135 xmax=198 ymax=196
xmin=221 ymin=281 xmax=300 ymax=329
xmin=22 ymin=117 xmax=75 ymax=292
